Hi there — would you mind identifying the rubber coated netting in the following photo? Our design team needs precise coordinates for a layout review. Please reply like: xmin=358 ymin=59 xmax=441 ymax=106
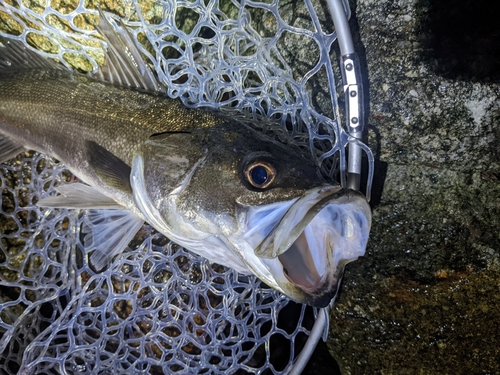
xmin=0 ymin=154 xmax=318 ymax=374
xmin=0 ymin=0 xmax=353 ymax=374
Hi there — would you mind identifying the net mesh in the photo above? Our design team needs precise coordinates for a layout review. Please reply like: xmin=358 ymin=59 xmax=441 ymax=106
xmin=0 ymin=0 xmax=353 ymax=373
xmin=1 ymin=155 xmax=318 ymax=374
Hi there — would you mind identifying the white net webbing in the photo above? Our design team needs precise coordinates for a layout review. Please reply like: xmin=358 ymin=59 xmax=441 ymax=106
xmin=1 ymin=154 xmax=318 ymax=374
xmin=0 ymin=0 xmax=354 ymax=373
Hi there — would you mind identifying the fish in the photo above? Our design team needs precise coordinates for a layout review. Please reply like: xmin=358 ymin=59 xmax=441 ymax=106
xmin=0 ymin=13 xmax=371 ymax=307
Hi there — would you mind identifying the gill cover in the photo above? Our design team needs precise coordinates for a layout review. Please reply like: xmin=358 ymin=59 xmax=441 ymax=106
xmin=131 ymin=132 xmax=212 ymax=237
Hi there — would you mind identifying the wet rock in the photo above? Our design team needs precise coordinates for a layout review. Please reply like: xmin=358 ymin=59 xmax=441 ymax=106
xmin=328 ymin=0 xmax=500 ymax=373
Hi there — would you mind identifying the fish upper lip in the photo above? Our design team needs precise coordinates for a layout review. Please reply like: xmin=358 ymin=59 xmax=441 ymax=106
xmin=254 ymin=186 xmax=372 ymax=305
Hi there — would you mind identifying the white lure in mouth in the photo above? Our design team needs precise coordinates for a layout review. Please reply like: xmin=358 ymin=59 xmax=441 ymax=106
xmin=246 ymin=186 xmax=372 ymax=306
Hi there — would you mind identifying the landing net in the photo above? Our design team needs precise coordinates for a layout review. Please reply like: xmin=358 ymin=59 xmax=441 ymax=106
xmin=0 ymin=0 xmax=357 ymax=373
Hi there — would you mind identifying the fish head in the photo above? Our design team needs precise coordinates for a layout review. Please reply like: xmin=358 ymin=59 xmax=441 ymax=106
xmin=131 ymin=120 xmax=371 ymax=307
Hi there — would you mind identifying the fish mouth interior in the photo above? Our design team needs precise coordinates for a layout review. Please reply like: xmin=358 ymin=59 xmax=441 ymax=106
xmin=277 ymin=230 xmax=323 ymax=291
xmin=242 ymin=187 xmax=371 ymax=304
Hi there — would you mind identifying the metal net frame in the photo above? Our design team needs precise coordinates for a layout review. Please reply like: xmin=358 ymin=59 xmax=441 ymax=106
xmin=0 ymin=0 xmax=354 ymax=373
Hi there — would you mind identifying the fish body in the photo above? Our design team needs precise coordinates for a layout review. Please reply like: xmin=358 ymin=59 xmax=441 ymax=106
xmin=0 ymin=16 xmax=371 ymax=307
xmin=0 ymin=67 xmax=219 ymax=215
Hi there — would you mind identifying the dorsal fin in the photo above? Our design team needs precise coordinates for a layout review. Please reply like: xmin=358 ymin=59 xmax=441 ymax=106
xmin=0 ymin=12 xmax=163 ymax=93
xmin=0 ymin=37 xmax=65 ymax=71
xmin=93 ymin=9 xmax=162 ymax=92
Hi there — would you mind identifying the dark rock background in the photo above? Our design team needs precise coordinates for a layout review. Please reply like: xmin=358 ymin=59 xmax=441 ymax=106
xmin=327 ymin=0 xmax=500 ymax=373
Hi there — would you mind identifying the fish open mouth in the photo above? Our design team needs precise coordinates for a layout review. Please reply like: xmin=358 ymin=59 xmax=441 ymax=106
xmin=251 ymin=186 xmax=371 ymax=307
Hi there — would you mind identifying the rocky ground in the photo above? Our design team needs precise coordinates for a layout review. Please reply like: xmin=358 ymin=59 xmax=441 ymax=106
xmin=327 ymin=0 xmax=500 ymax=373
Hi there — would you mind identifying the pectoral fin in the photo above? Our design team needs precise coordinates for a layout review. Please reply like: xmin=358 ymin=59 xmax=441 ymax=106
xmin=85 ymin=140 xmax=132 ymax=194
xmin=82 ymin=208 xmax=144 ymax=271
xmin=0 ymin=134 xmax=24 ymax=162
xmin=38 ymin=183 xmax=123 ymax=209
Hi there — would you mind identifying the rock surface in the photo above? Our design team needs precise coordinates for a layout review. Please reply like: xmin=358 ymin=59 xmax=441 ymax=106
xmin=327 ymin=0 xmax=500 ymax=373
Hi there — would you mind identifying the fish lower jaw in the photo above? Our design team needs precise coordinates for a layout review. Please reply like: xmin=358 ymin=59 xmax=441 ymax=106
xmin=273 ymin=232 xmax=342 ymax=307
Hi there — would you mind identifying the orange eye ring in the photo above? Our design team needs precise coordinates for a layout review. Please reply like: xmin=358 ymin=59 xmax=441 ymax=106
xmin=244 ymin=161 xmax=276 ymax=189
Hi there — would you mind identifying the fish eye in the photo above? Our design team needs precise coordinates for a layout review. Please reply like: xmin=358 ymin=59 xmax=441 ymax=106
xmin=244 ymin=161 xmax=276 ymax=189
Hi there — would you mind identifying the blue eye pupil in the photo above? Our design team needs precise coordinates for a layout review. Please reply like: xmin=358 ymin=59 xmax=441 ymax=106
xmin=251 ymin=166 xmax=268 ymax=185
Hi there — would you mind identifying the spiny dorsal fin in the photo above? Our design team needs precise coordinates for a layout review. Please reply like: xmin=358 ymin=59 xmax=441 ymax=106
xmin=0 ymin=38 xmax=65 ymax=71
xmin=93 ymin=9 xmax=162 ymax=92
xmin=0 ymin=12 xmax=163 ymax=92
